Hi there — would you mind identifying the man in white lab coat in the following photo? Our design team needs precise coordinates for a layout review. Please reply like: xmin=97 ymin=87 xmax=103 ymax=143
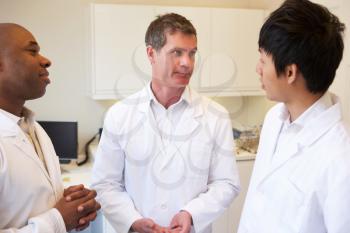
xmin=92 ymin=13 xmax=240 ymax=233
xmin=238 ymin=0 xmax=350 ymax=233
xmin=0 ymin=23 xmax=100 ymax=232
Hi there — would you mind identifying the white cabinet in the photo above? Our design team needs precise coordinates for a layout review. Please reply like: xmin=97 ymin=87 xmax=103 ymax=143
xmin=208 ymin=9 xmax=264 ymax=96
xmin=90 ymin=4 xmax=265 ymax=99
xmin=91 ymin=4 xmax=154 ymax=99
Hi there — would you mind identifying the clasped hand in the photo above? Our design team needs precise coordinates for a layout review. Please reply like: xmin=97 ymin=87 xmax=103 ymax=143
xmin=54 ymin=184 xmax=101 ymax=231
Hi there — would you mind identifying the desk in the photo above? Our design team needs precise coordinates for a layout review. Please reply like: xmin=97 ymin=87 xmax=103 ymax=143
xmin=61 ymin=160 xmax=92 ymax=188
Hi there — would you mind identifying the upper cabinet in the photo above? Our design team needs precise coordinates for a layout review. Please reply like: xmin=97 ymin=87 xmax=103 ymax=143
xmin=209 ymin=9 xmax=265 ymax=96
xmin=90 ymin=4 xmax=265 ymax=99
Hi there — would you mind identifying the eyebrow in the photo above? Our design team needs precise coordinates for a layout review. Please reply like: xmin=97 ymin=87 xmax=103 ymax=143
xmin=169 ymin=47 xmax=198 ymax=52
xmin=27 ymin=41 xmax=39 ymax=47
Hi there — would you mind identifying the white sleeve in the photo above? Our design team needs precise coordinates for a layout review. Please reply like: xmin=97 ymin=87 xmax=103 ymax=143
xmin=0 ymin=209 xmax=66 ymax=233
xmin=324 ymin=153 xmax=350 ymax=233
xmin=182 ymin=112 xmax=241 ymax=232
xmin=91 ymin=109 xmax=143 ymax=233
xmin=0 ymin=146 xmax=66 ymax=233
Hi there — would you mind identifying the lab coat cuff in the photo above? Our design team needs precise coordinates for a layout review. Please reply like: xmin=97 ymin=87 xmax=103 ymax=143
xmin=181 ymin=205 xmax=208 ymax=233
xmin=125 ymin=212 xmax=143 ymax=233
xmin=28 ymin=208 xmax=67 ymax=233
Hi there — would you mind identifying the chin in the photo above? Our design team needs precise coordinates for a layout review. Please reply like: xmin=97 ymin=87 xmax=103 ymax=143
xmin=27 ymin=90 xmax=46 ymax=100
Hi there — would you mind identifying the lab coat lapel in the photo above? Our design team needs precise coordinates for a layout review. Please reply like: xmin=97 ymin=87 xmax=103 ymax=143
xmin=34 ymin=122 xmax=60 ymax=188
xmin=270 ymin=99 xmax=342 ymax=174
xmin=255 ymin=104 xmax=285 ymax=185
xmin=0 ymin=112 xmax=41 ymax=167
xmin=160 ymin=90 xmax=203 ymax=170
xmin=257 ymin=97 xmax=342 ymax=185
xmin=174 ymin=100 xmax=202 ymax=141
xmin=2 ymin=121 xmax=53 ymax=183
xmin=137 ymin=85 xmax=202 ymax=142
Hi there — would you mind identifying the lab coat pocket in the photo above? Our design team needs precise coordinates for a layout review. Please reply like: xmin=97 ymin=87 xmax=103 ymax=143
xmin=260 ymin=177 xmax=305 ymax=232
xmin=187 ymin=140 xmax=213 ymax=178
xmin=280 ymin=179 xmax=305 ymax=231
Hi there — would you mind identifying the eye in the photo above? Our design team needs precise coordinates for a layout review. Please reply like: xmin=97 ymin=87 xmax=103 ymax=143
xmin=189 ymin=51 xmax=196 ymax=59
xmin=27 ymin=49 xmax=38 ymax=56
xmin=173 ymin=50 xmax=182 ymax=56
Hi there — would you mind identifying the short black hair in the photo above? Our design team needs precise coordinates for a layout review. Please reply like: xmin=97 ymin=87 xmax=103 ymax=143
xmin=259 ymin=0 xmax=345 ymax=94
xmin=145 ymin=13 xmax=197 ymax=51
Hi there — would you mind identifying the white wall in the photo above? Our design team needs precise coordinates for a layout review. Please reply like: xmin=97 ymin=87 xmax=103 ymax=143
xmin=0 ymin=0 xmax=279 ymax=152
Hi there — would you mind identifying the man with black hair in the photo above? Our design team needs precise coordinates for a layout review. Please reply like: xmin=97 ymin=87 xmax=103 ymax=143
xmin=238 ymin=0 xmax=350 ymax=232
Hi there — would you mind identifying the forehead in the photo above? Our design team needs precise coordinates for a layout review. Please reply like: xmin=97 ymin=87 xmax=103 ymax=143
xmin=0 ymin=26 xmax=37 ymax=51
xmin=163 ymin=31 xmax=197 ymax=49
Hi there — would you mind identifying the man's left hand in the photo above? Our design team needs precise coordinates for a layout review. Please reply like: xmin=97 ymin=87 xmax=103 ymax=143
xmin=169 ymin=210 xmax=192 ymax=233
xmin=63 ymin=184 xmax=101 ymax=231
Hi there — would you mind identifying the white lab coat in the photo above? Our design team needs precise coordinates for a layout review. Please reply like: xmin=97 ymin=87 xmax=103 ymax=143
xmin=92 ymin=86 xmax=240 ymax=233
xmin=0 ymin=111 xmax=66 ymax=233
xmin=238 ymin=94 xmax=350 ymax=233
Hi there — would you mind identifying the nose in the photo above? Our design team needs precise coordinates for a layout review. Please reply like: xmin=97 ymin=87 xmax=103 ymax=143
xmin=40 ymin=54 xmax=51 ymax=68
xmin=180 ymin=54 xmax=194 ymax=68
xmin=256 ymin=62 xmax=262 ymax=76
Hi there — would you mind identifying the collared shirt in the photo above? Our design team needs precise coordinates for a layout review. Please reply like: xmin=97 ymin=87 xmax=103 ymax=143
xmin=147 ymin=83 xmax=190 ymax=147
xmin=273 ymin=92 xmax=333 ymax=164
xmin=0 ymin=107 xmax=46 ymax=168
xmin=0 ymin=108 xmax=21 ymax=124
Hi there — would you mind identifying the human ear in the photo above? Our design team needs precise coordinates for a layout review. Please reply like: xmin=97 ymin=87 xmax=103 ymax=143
xmin=285 ymin=64 xmax=298 ymax=84
xmin=146 ymin=46 xmax=155 ymax=64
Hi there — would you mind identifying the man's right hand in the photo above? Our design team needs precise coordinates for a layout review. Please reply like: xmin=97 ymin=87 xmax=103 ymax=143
xmin=131 ymin=218 xmax=171 ymax=233
xmin=54 ymin=187 xmax=100 ymax=231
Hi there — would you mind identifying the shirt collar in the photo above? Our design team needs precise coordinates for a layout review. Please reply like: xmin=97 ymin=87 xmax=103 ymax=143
xmin=279 ymin=92 xmax=333 ymax=129
xmin=0 ymin=107 xmax=35 ymax=125
xmin=0 ymin=108 xmax=21 ymax=124
xmin=146 ymin=82 xmax=191 ymax=107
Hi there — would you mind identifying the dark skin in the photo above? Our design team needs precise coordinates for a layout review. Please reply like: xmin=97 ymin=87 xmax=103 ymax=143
xmin=0 ymin=23 xmax=100 ymax=231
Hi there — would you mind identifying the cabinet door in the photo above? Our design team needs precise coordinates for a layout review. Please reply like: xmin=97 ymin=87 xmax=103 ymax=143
xmin=211 ymin=9 xmax=264 ymax=96
xmin=91 ymin=4 xmax=155 ymax=99
xmin=154 ymin=6 xmax=212 ymax=91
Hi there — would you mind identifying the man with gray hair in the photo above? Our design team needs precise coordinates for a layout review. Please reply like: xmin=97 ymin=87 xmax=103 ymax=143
xmin=92 ymin=13 xmax=240 ymax=233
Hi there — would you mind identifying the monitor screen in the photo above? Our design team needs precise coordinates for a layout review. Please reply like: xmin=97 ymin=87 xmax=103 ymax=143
xmin=37 ymin=121 xmax=78 ymax=162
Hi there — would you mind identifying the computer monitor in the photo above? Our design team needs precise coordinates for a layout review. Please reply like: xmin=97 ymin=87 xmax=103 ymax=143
xmin=37 ymin=121 xmax=78 ymax=163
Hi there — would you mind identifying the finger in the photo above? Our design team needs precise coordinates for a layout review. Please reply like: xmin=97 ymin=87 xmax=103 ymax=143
xmin=79 ymin=211 xmax=98 ymax=224
xmin=77 ymin=199 xmax=99 ymax=213
xmin=81 ymin=189 xmax=97 ymax=203
xmin=75 ymin=222 xmax=90 ymax=231
xmin=170 ymin=218 xmax=179 ymax=229
xmin=95 ymin=201 xmax=101 ymax=212
xmin=76 ymin=190 xmax=98 ymax=212
xmin=63 ymin=184 xmax=84 ymax=196
xmin=179 ymin=225 xmax=190 ymax=233
xmin=65 ymin=188 xmax=90 ymax=201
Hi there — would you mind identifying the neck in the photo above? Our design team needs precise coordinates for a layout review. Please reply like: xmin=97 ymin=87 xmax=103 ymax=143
xmin=0 ymin=97 xmax=25 ymax=117
xmin=285 ymin=92 xmax=323 ymax=122
xmin=151 ymin=81 xmax=185 ymax=109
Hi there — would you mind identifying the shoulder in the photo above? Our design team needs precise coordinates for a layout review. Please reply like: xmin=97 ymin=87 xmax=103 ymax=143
xmin=106 ymin=89 xmax=146 ymax=118
xmin=264 ymin=102 xmax=283 ymax=121
xmin=190 ymin=90 xmax=230 ymax=119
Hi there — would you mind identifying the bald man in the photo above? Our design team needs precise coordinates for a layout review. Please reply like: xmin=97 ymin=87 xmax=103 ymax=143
xmin=0 ymin=23 xmax=100 ymax=233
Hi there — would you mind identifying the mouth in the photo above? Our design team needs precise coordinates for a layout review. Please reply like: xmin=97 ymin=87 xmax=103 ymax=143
xmin=173 ymin=72 xmax=191 ymax=79
xmin=39 ymin=71 xmax=51 ymax=84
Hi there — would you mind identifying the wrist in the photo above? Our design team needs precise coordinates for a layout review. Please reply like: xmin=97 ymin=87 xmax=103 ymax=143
xmin=180 ymin=210 xmax=193 ymax=225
